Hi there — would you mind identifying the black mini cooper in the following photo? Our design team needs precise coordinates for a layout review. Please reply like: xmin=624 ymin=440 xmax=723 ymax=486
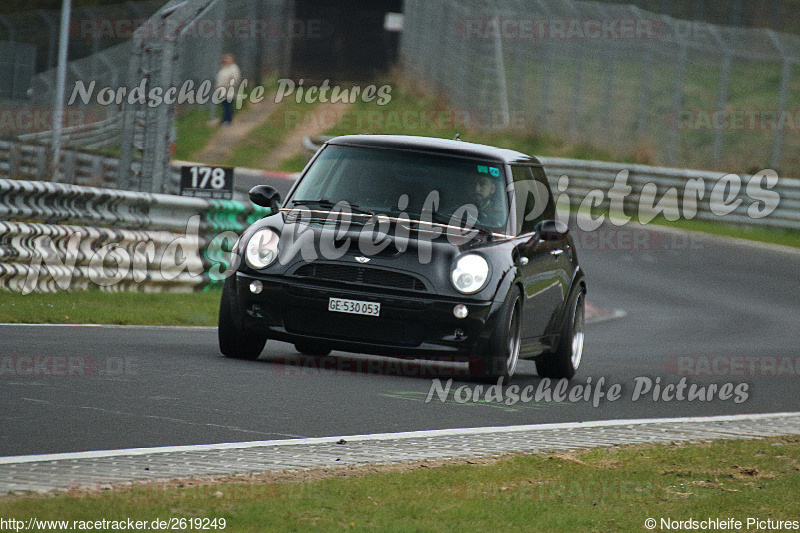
xmin=219 ymin=135 xmax=586 ymax=380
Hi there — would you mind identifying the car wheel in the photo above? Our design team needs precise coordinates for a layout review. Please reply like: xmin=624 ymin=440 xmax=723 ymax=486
xmin=218 ymin=277 xmax=267 ymax=360
xmin=294 ymin=341 xmax=332 ymax=356
xmin=470 ymin=287 xmax=522 ymax=381
xmin=536 ymin=288 xmax=585 ymax=380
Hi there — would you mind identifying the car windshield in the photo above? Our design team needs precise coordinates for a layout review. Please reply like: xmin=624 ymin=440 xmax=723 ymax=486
xmin=288 ymin=145 xmax=509 ymax=229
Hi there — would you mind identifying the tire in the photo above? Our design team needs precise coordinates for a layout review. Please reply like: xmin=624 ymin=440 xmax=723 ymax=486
xmin=469 ymin=287 xmax=522 ymax=381
xmin=218 ymin=278 xmax=267 ymax=360
xmin=294 ymin=341 xmax=332 ymax=356
xmin=536 ymin=288 xmax=585 ymax=380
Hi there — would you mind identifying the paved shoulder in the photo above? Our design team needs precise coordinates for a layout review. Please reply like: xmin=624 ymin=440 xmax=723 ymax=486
xmin=2 ymin=413 xmax=798 ymax=493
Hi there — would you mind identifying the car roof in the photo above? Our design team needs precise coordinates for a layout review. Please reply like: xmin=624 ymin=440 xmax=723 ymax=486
xmin=325 ymin=134 xmax=541 ymax=165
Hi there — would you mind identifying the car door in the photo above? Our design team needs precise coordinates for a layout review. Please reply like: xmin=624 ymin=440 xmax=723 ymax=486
xmin=510 ymin=165 xmax=569 ymax=345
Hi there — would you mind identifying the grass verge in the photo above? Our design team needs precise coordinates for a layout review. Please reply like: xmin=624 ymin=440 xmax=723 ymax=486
xmin=1 ymin=437 xmax=798 ymax=531
xmin=636 ymin=215 xmax=800 ymax=250
xmin=323 ymin=74 xmax=618 ymax=162
xmin=221 ymin=97 xmax=320 ymax=169
xmin=578 ymin=207 xmax=800 ymax=250
xmin=174 ymin=77 xmax=279 ymax=162
xmin=0 ymin=290 xmax=221 ymax=326
xmin=276 ymin=152 xmax=309 ymax=172
xmin=173 ymin=107 xmax=218 ymax=162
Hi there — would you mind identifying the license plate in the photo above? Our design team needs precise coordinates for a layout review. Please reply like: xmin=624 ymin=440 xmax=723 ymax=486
xmin=328 ymin=297 xmax=380 ymax=317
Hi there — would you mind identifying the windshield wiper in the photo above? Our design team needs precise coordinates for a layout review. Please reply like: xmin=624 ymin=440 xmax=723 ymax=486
xmin=290 ymin=199 xmax=336 ymax=209
xmin=412 ymin=211 xmax=455 ymax=226
xmin=381 ymin=210 xmax=496 ymax=238
xmin=289 ymin=199 xmax=375 ymax=216
xmin=379 ymin=210 xmax=451 ymax=225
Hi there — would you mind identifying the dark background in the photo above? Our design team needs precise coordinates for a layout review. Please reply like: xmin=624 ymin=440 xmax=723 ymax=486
xmin=1 ymin=0 xmax=797 ymax=79
xmin=290 ymin=0 xmax=402 ymax=81
xmin=3 ymin=0 xmax=797 ymax=31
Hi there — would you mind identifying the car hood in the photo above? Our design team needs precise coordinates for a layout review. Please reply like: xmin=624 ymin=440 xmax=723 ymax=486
xmin=239 ymin=213 xmax=517 ymax=299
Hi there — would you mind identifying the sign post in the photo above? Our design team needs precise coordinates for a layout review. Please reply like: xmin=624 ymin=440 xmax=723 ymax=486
xmin=179 ymin=165 xmax=234 ymax=200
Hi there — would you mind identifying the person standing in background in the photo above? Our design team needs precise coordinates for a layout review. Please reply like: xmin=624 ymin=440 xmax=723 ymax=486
xmin=216 ymin=53 xmax=241 ymax=125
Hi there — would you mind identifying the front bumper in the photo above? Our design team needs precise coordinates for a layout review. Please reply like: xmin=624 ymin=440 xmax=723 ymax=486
xmin=233 ymin=272 xmax=502 ymax=358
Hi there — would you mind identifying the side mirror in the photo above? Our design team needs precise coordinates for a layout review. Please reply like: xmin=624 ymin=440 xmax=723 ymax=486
xmin=249 ymin=185 xmax=281 ymax=212
xmin=535 ymin=219 xmax=569 ymax=241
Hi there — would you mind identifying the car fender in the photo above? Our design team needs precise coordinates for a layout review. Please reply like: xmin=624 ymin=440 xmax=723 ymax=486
xmin=469 ymin=262 xmax=524 ymax=356
xmin=549 ymin=265 xmax=587 ymax=346
xmin=490 ymin=256 xmax=524 ymax=305
xmin=221 ymin=274 xmax=244 ymax=330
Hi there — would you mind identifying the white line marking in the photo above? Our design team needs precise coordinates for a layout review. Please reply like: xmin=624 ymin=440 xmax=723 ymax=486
xmin=1 ymin=411 xmax=797 ymax=465
xmin=586 ymin=309 xmax=627 ymax=325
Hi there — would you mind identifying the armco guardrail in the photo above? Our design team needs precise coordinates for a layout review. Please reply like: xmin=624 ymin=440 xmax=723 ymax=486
xmin=0 ymin=178 xmax=270 ymax=293
xmin=0 ymin=139 xmax=123 ymax=188
xmin=0 ymin=139 xmax=172 ymax=192
xmin=17 ymin=112 xmax=124 ymax=151
xmin=0 ymin=138 xmax=288 ymax=199
xmin=304 ymin=136 xmax=800 ymax=232
xmin=540 ymin=158 xmax=800 ymax=232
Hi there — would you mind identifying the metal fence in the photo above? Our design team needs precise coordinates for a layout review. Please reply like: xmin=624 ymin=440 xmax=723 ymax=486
xmin=117 ymin=0 xmax=293 ymax=193
xmin=0 ymin=0 xmax=165 ymax=74
xmin=595 ymin=0 xmax=793 ymax=32
xmin=2 ymin=1 xmax=165 ymax=150
xmin=2 ymin=0 xmax=293 ymax=192
xmin=0 ymin=41 xmax=37 ymax=100
xmin=400 ymin=0 xmax=800 ymax=175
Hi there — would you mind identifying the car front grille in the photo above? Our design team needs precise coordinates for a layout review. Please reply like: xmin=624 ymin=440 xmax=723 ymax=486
xmin=293 ymin=263 xmax=426 ymax=292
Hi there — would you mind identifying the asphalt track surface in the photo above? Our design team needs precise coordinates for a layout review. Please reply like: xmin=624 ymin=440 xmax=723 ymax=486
xmin=1 ymin=223 xmax=799 ymax=457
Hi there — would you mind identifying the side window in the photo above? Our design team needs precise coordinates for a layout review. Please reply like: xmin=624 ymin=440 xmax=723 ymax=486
xmin=511 ymin=165 xmax=554 ymax=235
xmin=531 ymin=166 xmax=555 ymax=221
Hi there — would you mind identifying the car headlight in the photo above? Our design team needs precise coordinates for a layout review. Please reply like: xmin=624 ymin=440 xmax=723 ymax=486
xmin=451 ymin=254 xmax=489 ymax=294
xmin=245 ymin=229 xmax=279 ymax=269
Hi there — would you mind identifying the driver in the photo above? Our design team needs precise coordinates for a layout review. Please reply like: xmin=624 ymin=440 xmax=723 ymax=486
xmin=469 ymin=174 xmax=504 ymax=226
